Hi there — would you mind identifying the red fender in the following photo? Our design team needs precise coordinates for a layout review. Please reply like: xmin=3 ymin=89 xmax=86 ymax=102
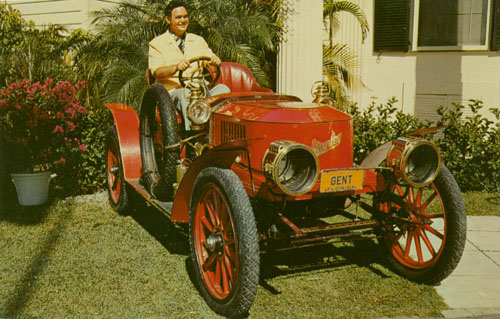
xmin=104 ymin=103 xmax=142 ymax=180
xmin=171 ymin=139 xmax=261 ymax=223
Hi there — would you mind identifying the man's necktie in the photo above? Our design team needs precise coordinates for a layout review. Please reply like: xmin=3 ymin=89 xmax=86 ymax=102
xmin=177 ymin=37 xmax=185 ymax=53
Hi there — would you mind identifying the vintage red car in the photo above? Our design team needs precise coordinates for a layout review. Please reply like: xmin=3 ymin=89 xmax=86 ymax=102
xmin=105 ymin=57 xmax=466 ymax=318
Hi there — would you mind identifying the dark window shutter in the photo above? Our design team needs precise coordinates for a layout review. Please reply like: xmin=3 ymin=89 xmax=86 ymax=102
xmin=491 ymin=0 xmax=500 ymax=50
xmin=374 ymin=0 xmax=410 ymax=52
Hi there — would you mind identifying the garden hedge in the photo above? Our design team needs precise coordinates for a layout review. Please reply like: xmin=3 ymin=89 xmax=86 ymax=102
xmin=349 ymin=98 xmax=500 ymax=193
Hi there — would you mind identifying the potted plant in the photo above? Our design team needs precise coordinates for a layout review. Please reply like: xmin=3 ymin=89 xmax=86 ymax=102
xmin=0 ymin=78 xmax=87 ymax=205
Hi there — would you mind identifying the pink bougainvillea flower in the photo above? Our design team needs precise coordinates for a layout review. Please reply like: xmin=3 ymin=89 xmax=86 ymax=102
xmin=65 ymin=121 xmax=76 ymax=131
xmin=1 ymin=78 xmax=88 ymax=173
xmin=53 ymin=125 xmax=64 ymax=133
xmin=65 ymin=107 xmax=76 ymax=118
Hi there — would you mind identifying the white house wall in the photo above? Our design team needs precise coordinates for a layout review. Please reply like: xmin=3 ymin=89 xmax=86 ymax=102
xmin=5 ymin=0 xmax=120 ymax=29
xmin=278 ymin=0 xmax=323 ymax=101
xmin=334 ymin=0 xmax=500 ymax=121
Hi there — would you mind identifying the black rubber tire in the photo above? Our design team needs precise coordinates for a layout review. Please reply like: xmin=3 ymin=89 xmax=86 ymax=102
xmin=139 ymin=83 xmax=180 ymax=201
xmin=378 ymin=164 xmax=467 ymax=284
xmin=106 ymin=126 xmax=132 ymax=215
xmin=189 ymin=167 xmax=260 ymax=318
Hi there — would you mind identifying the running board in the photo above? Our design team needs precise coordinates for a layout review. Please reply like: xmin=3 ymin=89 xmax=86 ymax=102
xmin=127 ymin=179 xmax=173 ymax=219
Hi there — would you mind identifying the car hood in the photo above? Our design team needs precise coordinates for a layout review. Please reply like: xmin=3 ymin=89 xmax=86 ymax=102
xmin=212 ymin=95 xmax=351 ymax=124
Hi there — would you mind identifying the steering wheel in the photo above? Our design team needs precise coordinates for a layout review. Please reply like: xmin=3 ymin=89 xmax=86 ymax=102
xmin=178 ymin=56 xmax=221 ymax=89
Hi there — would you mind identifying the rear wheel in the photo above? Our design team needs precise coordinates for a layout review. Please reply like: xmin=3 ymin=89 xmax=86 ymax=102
xmin=139 ymin=83 xmax=180 ymax=200
xmin=106 ymin=126 xmax=131 ymax=215
xmin=377 ymin=164 xmax=466 ymax=284
xmin=189 ymin=167 xmax=259 ymax=318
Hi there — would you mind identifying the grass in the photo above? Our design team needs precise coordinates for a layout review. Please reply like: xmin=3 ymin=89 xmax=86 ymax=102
xmin=462 ymin=191 xmax=500 ymax=216
xmin=1 ymin=188 xmax=497 ymax=318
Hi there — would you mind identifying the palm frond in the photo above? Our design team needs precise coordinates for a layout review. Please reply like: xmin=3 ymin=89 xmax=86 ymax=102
xmin=324 ymin=0 xmax=369 ymax=42
xmin=323 ymin=43 xmax=363 ymax=103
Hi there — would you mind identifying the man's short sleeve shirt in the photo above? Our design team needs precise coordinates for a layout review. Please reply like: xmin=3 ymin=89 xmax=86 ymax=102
xmin=148 ymin=31 xmax=214 ymax=87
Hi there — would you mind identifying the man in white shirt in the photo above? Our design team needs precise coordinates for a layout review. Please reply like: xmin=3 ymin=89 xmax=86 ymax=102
xmin=148 ymin=1 xmax=229 ymax=130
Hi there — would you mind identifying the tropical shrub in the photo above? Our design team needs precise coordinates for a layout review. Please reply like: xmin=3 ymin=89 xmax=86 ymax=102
xmin=0 ymin=3 xmax=25 ymax=85
xmin=348 ymin=97 xmax=429 ymax=163
xmin=0 ymin=3 xmax=24 ymax=51
xmin=3 ymin=25 xmax=90 ymax=85
xmin=0 ymin=3 xmax=91 ymax=86
xmin=73 ymin=102 xmax=110 ymax=194
xmin=0 ymin=79 xmax=88 ymax=180
xmin=435 ymin=100 xmax=500 ymax=192
xmin=349 ymin=98 xmax=500 ymax=192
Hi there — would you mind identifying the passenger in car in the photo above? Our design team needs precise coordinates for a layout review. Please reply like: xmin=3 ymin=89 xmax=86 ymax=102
xmin=148 ymin=0 xmax=230 ymax=130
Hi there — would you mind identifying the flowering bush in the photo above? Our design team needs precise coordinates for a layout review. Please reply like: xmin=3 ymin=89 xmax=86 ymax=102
xmin=0 ymin=78 xmax=87 ymax=173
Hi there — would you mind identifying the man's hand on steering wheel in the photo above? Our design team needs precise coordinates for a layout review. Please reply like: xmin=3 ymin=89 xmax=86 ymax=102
xmin=176 ymin=59 xmax=190 ymax=72
xmin=178 ymin=56 xmax=221 ymax=89
xmin=209 ymin=55 xmax=221 ymax=66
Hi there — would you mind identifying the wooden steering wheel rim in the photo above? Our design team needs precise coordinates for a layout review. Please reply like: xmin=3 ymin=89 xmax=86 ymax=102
xmin=178 ymin=56 xmax=221 ymax=89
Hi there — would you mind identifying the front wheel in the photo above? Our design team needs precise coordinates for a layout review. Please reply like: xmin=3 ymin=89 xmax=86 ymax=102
xmin=376 ymin=164 xmax=466 ymax=284
xmin=189 ymin=167 xmax=259 ymax=318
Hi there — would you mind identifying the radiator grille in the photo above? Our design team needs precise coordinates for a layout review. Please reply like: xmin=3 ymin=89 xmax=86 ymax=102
xmin=221 ymin=120 xmax=247 ymax=160
xmin=221 ymin=120 xmax=246 ymax=143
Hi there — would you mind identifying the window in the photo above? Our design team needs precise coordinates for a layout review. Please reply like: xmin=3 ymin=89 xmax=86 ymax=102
xmin=374 ymin=0 xmax=500 ymax=52
xmin=415 ymin=0 xmax=490 ymax=50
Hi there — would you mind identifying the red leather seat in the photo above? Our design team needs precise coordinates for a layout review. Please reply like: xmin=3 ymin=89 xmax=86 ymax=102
xmin=216 ymin=62 xmax=272 ymax=93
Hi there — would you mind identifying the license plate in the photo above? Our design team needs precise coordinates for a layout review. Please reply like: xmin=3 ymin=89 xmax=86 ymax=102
xmin=320 ymin=169 xmax=365 ymax=193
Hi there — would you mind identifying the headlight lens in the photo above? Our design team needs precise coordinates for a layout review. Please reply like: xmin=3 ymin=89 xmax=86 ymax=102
xmin=187 ymin=101 xmax=211 ymax=125
xmin=387 ymin=137 xmax=441 ymax=187
xmin=263 ymin=141 xmax=319 ymax=196
xmin=404 ymin=142 xmax=440 ymax=186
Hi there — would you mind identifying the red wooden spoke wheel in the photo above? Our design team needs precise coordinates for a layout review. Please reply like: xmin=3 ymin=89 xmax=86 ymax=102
xmin=193 ymin=182 xmax=239 ymax=300
xmin=189 ymin=167 xmax=259 ymax=318
xmin=107 ymin=135 xmax=121 ymax=204
xmin=380 ymin=183 xmax=446 ymax=269
xmin=377 ymin=164 xmax=466 ymax=284
xmin=106 ymin=126 xmax=130 ymax=215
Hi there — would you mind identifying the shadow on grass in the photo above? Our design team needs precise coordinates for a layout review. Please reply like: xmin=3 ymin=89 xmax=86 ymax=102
xmin=0 ymin=182 xmax=52 ymax=225
xmin=183 ymin=236 xmax=390 ymax=298
xmin=3 ymin=204 xmax=72 ymax=317
xmin=259 ymin=240 xmax=389 ymax=294
xmin=129 ymin=196 xmax=190 ymax=256
xmin=124 ymin=195 xmax=390 ymax=303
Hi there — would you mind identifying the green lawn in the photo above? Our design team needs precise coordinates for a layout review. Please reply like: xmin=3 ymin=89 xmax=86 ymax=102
xmin=1 ymin=189 xmax=496 ymax=318
xmin=462 ymin=191 xmax=500 ymax=216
